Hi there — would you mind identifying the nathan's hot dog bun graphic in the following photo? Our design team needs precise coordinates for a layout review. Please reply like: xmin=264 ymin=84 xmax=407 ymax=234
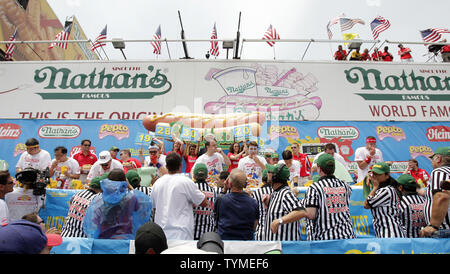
xmin=142 ymin=112 xmax=266 ymax=133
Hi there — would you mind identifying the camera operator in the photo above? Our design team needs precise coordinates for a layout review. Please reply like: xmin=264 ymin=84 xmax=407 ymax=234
xmin=16 ymin=138 xmax=51 ymax=173
xmin=5 ymin=168 xmax=49 ymax=221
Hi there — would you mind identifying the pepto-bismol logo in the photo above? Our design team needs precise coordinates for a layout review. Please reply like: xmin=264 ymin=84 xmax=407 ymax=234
xmin=38 ymin=125 xmax=81 ymax=139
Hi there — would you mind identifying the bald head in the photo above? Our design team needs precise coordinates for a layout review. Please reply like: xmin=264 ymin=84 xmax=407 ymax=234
xmin=229 ymin=169 xmax=247 ymax=190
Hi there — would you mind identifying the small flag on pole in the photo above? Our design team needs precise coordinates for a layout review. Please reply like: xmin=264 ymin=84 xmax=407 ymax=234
xmin=339 ymin=17 xmax=365 ymax=32
xmin=49 ymin=23 xmax=72 ymax=49
xmin=370 ymin=16 xmax=390 ymax=39
xmin=210 ymin=23 xmax=219 ymax=57
xmin=151 ymin=25 xmax=162 ymax=55
xmin=5 ymin=29 xmax=18 ymax=59
xmin=327 ymin=13 xmax=345 ymax=39
xmin=420 ymin=28 xmax=450 ymax=43
xmin=91 ymin=25 xmax=107 ymax=52
xmin=262 ymin=24 xmax=280 ymax=47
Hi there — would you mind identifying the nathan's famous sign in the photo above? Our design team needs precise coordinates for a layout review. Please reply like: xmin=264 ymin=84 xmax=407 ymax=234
xmin=33 ymin=65 xmax=172 ymax=99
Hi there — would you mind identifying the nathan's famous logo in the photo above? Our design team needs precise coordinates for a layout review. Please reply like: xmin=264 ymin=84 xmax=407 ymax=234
xmin=268 ymin=125 xmax=299 ymax=140
xmin=33 ymin=65 xmax=172 ymax=100
xmin=409 ymin=145 xmax=433 ymax=159
xmin=317 ymin=126 xmax=359 ymax=140
xmin=426 ymin=126 xmax=450 ymax=142
xmin=38 ymin=125 xmax=81 ymax=139
xmin=376 ymin=125 xmax=406 ymax=142
xmin=345 ymin=67 xmax=449 ymax=101
xmin=99 ymin=124 xmax=129 ymax=140
xmin=0 ymin=123 xmax=22 ymax=139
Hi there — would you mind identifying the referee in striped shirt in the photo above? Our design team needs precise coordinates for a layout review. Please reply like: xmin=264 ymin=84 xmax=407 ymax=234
xmin=252 ymin=169 xmax=273 ymax=240
xmin=421 ymin=146 xmax=450 ymax=237
xmin=364 ymin=162 xmax=406 ymax=238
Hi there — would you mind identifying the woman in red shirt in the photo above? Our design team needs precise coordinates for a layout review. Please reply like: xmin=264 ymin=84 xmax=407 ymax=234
xmin=227 ymin=142 xmax=247 ymax=172
xmin=183 ymin=141 xmax=199 ymax=173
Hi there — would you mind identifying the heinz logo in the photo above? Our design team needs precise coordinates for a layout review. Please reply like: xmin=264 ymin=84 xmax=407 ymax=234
xmin=0 ymin=123 xmax=22 ymax=139
xmin=426 ymin=126 xmax=450 ymax=142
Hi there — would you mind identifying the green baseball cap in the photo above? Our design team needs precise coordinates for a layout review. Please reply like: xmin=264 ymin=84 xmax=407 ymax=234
xmin=371 ymin=162 xmax=390 ymax=174
xmin=429 ymin=146 xmax=450 ymax=159
xmin=271 ymin=153 xmax=279 ymax=159
xmin=266 ymin=164 xmax=290 ymax=182
xmin=193 ymin=163 xmax=208 ymax=177
xmin=126 ymin=170 xmax=141 ymax=188
xmin=89 ymin=173 xmax=108 ymax=190
xmin=316 ymin=153 xmax=335 ymax=169
xmin=396 ymin=174 xmax=418 ymax=189
xmin=109 ymin=146 xmax=120 ymax=152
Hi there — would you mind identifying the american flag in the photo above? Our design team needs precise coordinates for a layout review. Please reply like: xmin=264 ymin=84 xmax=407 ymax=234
xmin=151 ymin=25 xmax=162 ymax=55
xmin=5 ymin=29 xmax=18 ymax=59
xmin=49 ymin=23 xmax=72 ymax=49
xmin=91 ymin=25 xmax=107 ymax=52
xmin=327 ymin=13 xmax=345 ymax=39
xmin=370 ymin=16 xmax=390 ymax=39
xmin=210 ymin=23 xmax=219 ymax=57
xmin=262 ymin=24 xmax=280 ymax=47
xmin=420 ymin=28 xmax=450 ymax=43
xmin=339 ymin=17 xmax=365 ymax=32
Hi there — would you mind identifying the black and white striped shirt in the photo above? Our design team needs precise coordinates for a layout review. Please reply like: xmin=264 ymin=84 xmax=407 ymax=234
xmin=252 ymin=185 xmax=273 ymax=241
xmin=424 ymin=165 xmax=450 ymax=230
xmin=135 ymin=186 xmax=152 ymax=198
xmin=61 ymin=189 xmax=99 ymax=237
xmin=193 ymin=180 xmax=217 ymax=240
xmin=399 ymin=193 xmax=426 ymax=238
xmin=302 ymin=175 xmax=356 ymax=241
xmin=366 ymin=183 xmax=406 ymax=238
xmin=265 ymin=185 xmax=303 ymax=241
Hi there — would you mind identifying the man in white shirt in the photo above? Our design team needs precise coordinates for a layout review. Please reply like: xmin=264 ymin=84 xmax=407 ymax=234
xmin=0 ymin=171 xmax=14 ymax=225
xmin=86 ymin=151 xmax=123 ymax=184
xmin=310 ymin=143 xmax=348 ymax=179
xmin=278 ymin=150 xmax=301 ymax=187
xmin=238 ymin=141 xmax=267 ymax=188
xmin=192 ymin=140 xmax=231 ymax=187
xmin=354 ymin=136 xmax=384 ymax=183
xmin=16 ymin=138 xmax=51 ymax=173
xmin=49 ymin=146 xmax=81 ymax=189
xmin=151 ymin=152 xmax=208 ymax=240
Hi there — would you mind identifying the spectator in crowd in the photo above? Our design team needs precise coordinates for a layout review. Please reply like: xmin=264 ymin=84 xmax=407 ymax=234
xmin=371 ymin=47 xmax=382 ymax=61
xmin=364 ymin=162 xmax=406 ymax=238
xmin=311 ymin=143 xmax=349 ymax=179
xmin=252 ymin=169 xmax=273 ymax=240
xmin=396 ymin=174 xmax=426 ymax=238
xmin=109 ymin=146 xmax=120 ymax=160
xmin=214 ymin=171 xmax=230 ymax=196
xmin=349 ymin=48 xmax=362 ymax=60
xmin=264 ymin=151 xmax=274 ymax=165
xmin=60 ymin=175 xmax=103 ymax=237
xmin=334 ymin=45 xmax=348 ymax=60
xmin=184 ymin=141 xmax=199 ymax=174
xmin=215 ymin=168 xmax=259 ymax=240
xmin=126 ymin=169 xmax=152 ymax=197
xmin=277 ymin=150 xmax=301 ymax=187
xmin=16 ymin=138 xmax=51 ymax=173
xmin=271 ymin=153 xmax=280 ymax=164
xmin=0 ymin=170 xmax=14 ymax=225
xmin=151 ymin=152 xmax=207 ymax=240
xmin=228 ymin=142 xmax=246 ymax=172
xmin=381 ymin=46 xmax=393 ymax=61
xmin=421 ymin=146 xmax=450 ymax=238
xmin=120 ymin=149 xmax=142 ymax=173
xmin=167 ymin=138 xmax=184 ymax=158
xmin=0 ymin=219 xmax=62 ymax=254
xmin=403 ymin=158 xmax=430 ymax=187
xmin=49 ymin=146 xmax=80 ymax=189
xmin=263 ymin=163 xmax=303 ymax=241
xmin=440 ymin=39 xmax=450 ymax=62
xmin=279 ymin=153 xmax=356 ymax=241
xmin=192 ymin=163 xmax=216 ymax=240
xmin=290 ymin=143 xmax=311 ymax=186
xmin=86 ymin=150 xmax=123 ymax=184
xmin=361 ymin=48 xmax=371 ymax=61
xmin=73 ymin=139 xmax=97 ymax=185
xmin=6 ymin=168 xmax=45 ymax=221
xmin=193 ymin=139 xmax=230 ymax=187
xmin=134 ymin=221 xmax=168 ymax=254
xmin=21 ymin=212 xmax=60 ymax=237
xmin=83 ymin=169 xmax=152 ymax=240
xmin=237 ymin=141 xmax=267 ymax=188
xmin=354 ymin=136 xmax=383 ymax=184
xmin=397 ymin=44 xmax=413 ymax=62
